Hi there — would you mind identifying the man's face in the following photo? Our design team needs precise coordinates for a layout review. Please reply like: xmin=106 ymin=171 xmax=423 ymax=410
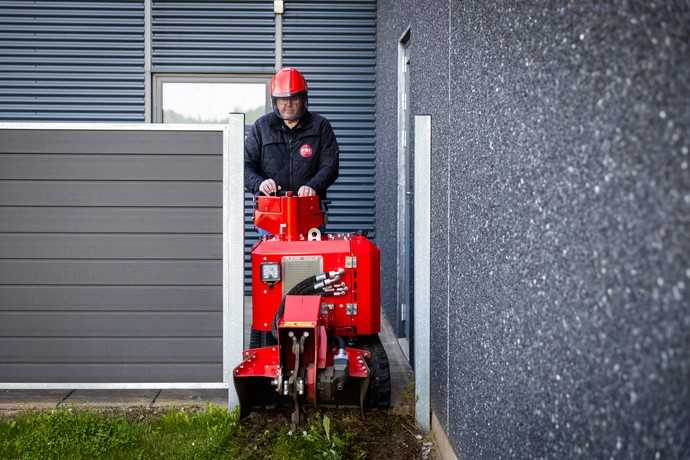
xmin=275 ymin=95 xmax=303 ymax=121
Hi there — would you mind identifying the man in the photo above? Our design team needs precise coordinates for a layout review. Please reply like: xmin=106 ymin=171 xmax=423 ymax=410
xmin=244 ymin=67 xmax=339 ymax=200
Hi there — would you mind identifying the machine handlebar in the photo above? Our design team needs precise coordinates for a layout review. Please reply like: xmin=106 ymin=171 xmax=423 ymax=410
xmin=254 ymin=194 xmax=325 ymax=240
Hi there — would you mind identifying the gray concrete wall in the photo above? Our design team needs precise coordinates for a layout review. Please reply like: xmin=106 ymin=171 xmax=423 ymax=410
xmin=376 ymin=1 xmax=689 ymax=458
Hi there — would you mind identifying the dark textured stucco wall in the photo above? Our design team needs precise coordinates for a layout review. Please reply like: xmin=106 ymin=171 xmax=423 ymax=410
xmin=376 ymin=1 xmax=690 ymax=458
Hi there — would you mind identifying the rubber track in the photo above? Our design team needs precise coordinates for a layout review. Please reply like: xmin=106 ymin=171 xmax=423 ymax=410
xmin=360 ymin=334 xmax=391 ymax=408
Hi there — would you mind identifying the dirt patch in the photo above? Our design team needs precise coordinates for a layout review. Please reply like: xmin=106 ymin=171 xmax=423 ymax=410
xmin=241 ymin=406 xmax=437 ymax=460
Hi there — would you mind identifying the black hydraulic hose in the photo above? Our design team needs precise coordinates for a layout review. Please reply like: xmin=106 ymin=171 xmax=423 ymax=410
xmin=333 ymin=335 xmax=346 ymax=350
xmin=270 ymin=300 xmax=285 ymax=341
xmin=269 ymin=268 xmax=345 ymax=341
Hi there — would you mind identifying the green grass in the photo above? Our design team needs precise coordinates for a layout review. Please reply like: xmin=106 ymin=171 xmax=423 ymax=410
xmin=0 ymin=406 xmax=360 ymax=460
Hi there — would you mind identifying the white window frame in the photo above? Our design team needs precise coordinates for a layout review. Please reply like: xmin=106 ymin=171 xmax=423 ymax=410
xmin=152 ymin=74 xmax=272 ymax=124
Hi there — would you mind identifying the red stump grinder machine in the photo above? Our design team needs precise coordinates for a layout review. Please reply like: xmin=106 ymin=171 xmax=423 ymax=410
xmin=233 ymin=193 xmax=391 ymax=426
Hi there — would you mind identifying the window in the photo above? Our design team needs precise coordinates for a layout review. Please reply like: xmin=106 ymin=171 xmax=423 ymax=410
xmin=153 ymin=75 xmax=271 ymax=125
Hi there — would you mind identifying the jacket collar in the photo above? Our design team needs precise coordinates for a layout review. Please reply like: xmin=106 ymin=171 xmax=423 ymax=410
xmin=269 ymin=110 xmax=314 ymax=132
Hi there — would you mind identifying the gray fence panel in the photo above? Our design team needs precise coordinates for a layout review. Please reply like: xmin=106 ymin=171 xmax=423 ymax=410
xmin=0 ymin=129 xmax=222 ymax=154
xmin=0 ymin=286 xmax=220 ymax=310
xmin=0 ymin=338 xmax=221 ymax=362
xmin=0 ymin=312 xmax=221 ymax=337
xmin=0 ymin=260 xmax=222 ymax=285
xmin=2 ymin=365 xmax=221 ymax=383
xmin=0 ymin=207 xmax=220 ymax=233
xmin=0 ymin=234 xmax=220 ymax=259
xmin=0 ymin=181 xmax=220 ymax=207
xmin=0 ymin=155 xmax=222 ymax=180
xmin=0 ymin=128 xmax=224 ymax=383
xmin=0 ymin=1 xmax=145 ymax=121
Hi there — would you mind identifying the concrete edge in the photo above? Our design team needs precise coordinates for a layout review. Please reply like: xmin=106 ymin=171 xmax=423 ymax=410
xmin=0 ymin=390 xmax=71 ymax=413
xmin=379 ymin=312 xmax=415 ymax=411
xmin=432 ymin=410 xmax=459 ymax=460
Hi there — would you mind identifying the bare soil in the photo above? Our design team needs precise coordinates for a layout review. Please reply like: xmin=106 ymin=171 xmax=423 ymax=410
xmin=242 ymin=406 xmax=437 ymax=460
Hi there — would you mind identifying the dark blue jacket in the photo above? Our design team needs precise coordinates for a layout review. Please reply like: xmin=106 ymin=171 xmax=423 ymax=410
xmin=244 ymin=111 xmax=339 ymax=199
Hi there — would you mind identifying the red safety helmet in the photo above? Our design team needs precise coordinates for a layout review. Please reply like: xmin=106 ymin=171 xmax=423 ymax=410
xmin=270 ymin=67 xmax=308 ymax=119
xmin=270 ymin=67 xmax=308 ymax=97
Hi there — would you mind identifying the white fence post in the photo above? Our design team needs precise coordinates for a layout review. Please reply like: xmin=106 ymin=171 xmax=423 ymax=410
xmin=224 ymin=113 xmax=246 ymax=410
xmin=414 ymin=115 xmax=432 ymax=432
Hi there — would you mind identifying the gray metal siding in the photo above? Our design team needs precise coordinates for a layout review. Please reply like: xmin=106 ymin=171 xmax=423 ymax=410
xmin=0 ymin=128 xmax=223 ymax=383
xmin=151 ymin=0 xmax=275 ymax=73
xmin=283 ymin=0 xmax=377 ymax=235
xmin=0 ymin=1 xmax=145 ymax=121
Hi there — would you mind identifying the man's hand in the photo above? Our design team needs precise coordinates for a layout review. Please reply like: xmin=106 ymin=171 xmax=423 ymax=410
xmin=259 ymin=179 xmax=279 ymax=195
xmin=297 ymin=185 xmax=316 ymax=197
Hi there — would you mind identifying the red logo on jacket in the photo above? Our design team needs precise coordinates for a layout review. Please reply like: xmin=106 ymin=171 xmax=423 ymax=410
xmin=299 ymin=144 xmax=313 ymax=158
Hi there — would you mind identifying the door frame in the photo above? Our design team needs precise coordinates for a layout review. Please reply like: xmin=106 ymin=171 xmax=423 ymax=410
xmin=396 ymin=27 xmax=413 ymax=359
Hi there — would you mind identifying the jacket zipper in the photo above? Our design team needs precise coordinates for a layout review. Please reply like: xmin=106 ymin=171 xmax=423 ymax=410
xmin=288 ymin=132 xmax=294 ymax=191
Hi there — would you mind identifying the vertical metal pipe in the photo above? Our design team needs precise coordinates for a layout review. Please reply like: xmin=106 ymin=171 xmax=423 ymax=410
xmin=274 ymin=1 xmax=284 ymax=70
xmin=144 ymin=0 xmax=152 ymax=122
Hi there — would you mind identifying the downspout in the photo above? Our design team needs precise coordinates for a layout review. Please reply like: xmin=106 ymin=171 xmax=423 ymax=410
xmin=274 ymin=0 xmax=284 ymax=71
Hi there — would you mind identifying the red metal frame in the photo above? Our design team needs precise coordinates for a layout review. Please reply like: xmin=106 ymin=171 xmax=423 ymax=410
xmin=233 ymin=346 xmax=280 ymax=379
xmin=234 ymin=195 xmax=380 ymax=415
xmin=251 ymin=235 xmax=380 ymax=336
xmin=235 ymin=294 xmax=371 ymax=405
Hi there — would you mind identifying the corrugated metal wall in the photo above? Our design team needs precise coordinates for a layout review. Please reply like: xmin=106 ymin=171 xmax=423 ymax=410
xmin=283 ymin=0 xmax=377 ymax=235
xmin=0 ymin=0 xmax=145 ymax=121
xmin=151 ymin=0 xmax=275 ymax=73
